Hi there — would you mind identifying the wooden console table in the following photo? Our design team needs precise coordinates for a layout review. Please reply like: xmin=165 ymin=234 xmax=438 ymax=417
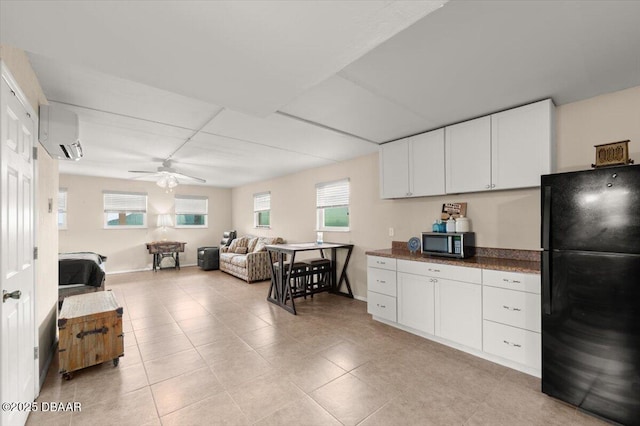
xmin=146 ymin=241 xmax=186 ymax=271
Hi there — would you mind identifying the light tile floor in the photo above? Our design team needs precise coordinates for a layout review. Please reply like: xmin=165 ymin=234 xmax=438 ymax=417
xmin=29 ymin=268 xmax=609 ymax=426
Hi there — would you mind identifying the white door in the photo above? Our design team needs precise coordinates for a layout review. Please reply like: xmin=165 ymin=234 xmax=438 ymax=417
xmin=410 ymin=128 xmax=445 ymax=197
xmin=491 ymin=99 xmax=553 ymax=190
xmin=1 ymin=69 xmax=37 ymax=426
xmin=434 ymin=278 xmax=482 ymax=350
xmin=380 ymin=138 xmax=409 ymax=198
xmin=445 ymin=116 xmax=491 ymax=194
xmin=397 ymin=272 xmax=435 ymax=334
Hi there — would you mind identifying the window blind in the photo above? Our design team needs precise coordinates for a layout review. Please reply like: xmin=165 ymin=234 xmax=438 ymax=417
xmin=58 ymin=189 xmax=67 ymax=212
xmin=103 ymin=191 xmax=147 ymax=213
xmin=175 ymin=196 xmax=208 ymax=215
xmin=254 ymin=192 xmax=271 ymax=212
xmin=316 ymin=179 xmax=350 ymax=208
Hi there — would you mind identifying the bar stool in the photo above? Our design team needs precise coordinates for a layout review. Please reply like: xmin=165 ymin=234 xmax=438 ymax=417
xmin=302 ymin=258 xmax=332 ymax=297
xmin=274 ymin=261 xmax=309 ymax=299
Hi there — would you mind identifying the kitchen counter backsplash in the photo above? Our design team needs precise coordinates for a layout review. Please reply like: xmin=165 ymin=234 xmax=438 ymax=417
xmin=367 ymin=241 xmax=541 ymax=274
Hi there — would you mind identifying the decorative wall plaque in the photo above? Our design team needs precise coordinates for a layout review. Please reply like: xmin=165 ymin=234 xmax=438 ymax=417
xmin=441 ymin=202 xmax=467 ymax=220
xmin=592 ymin=140 xmax=634 ymax=168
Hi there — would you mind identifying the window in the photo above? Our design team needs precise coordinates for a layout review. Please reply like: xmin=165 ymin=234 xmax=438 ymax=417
xmin=316 ymin=179 xmax=350 ymax=231
xmin=253 ymin=192 xmax=271 ymax=228
xmin=58 ymin=188 xmax=67 ymax=230
xmin=175 ymin=195 xmax=208 ymax=228
xmin=103 ymin=191 xmax=147 ymax=228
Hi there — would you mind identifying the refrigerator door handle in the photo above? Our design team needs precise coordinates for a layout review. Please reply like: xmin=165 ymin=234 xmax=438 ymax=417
xmin=542 ymin=186 xmax=551 ymax=250
xmin=542 ymin=251 xmax=551 ymax=315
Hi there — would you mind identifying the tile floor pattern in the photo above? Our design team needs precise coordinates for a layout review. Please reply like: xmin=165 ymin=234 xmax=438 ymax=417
xmin=29 ymin=268 xmax=609 ymax=426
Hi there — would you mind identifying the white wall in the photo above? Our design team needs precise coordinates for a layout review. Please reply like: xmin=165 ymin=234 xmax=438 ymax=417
xmin=231 ymin=85 xmax=640 ymax=299
xmin=58 ymin=174 xmax=232 ymax=273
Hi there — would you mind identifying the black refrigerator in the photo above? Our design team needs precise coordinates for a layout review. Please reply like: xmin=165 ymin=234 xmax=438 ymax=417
xmin=541 ymin=164 xmax=640 ymax=425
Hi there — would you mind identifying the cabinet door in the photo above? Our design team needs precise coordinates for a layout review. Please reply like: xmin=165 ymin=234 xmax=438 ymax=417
xmin=445 ymin=116 xmax=491 ymax=193
xmin=397 ymin=272 xmax=435 ymax=334
xmin=410 ymin=128 xmax=445 ymax=197
xmin=491 ymin=99 xmax=554 ymax=190
xmin=435 ymin=278 xmax=482 ymax=350
xmin=380 ymin=138 xmax=410 ymax=198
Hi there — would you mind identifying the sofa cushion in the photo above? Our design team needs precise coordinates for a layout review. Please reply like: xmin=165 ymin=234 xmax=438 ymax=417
xmin=230 ymin=255 xmax=247 ymax=268
xmin=247 ymin=237 xmax=259 ymax=253
xmin=228 ymin=236 xmax=248 ymax=252
xmin=253 ymin=236 xmax=278 ymax=253
xmin=235 ymin=247 xmax=248 ymax=254
xmin=220 ymin=252 xmax=238 ymax=262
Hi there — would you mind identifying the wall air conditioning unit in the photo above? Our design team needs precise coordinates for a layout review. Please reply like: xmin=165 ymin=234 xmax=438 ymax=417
xmin=38 ymin=104 xmax=83 ymax=161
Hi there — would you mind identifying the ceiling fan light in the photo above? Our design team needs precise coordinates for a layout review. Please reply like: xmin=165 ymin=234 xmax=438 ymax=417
xmin=156 ymin=176 xmax=168 ymax=188
xmin=167 ymin=175 xmax=179 ymax=188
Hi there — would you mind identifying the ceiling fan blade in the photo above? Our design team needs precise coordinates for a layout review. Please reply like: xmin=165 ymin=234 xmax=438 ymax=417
xmin=128 ymin=170 xmax=157 ymax=174
xmin=130 ymin=173 xmax=164 ymax=180
xmin=173 ymin=172 xmax=206 ymax=183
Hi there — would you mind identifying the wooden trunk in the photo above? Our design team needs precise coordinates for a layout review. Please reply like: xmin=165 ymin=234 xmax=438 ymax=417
xmin=58 ymin=291 xmax=124 ymax=376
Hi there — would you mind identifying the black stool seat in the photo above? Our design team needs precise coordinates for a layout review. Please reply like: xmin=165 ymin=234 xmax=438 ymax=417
xmin=302 ymin=258 xmax=332 ymax=296
xmin=274 ymin=261 xmax=309 ymax=298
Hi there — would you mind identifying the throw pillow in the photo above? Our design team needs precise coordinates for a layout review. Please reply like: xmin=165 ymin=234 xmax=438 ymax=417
xmin=247 ymin=237 xmax=259 ymax=253
xmin=253 ymin=241 xmax=266 ymax=252
xmin=228 ymin=236 xmax=248 ymax=252
xmin=227 ymin=238 xmax=239 ymax=252
xmin=235 ymin=247 xmax=248 ymax=254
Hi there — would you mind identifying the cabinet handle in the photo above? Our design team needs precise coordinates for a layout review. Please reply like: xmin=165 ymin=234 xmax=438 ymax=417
xmin=485 ymin=184 xmax=490 ymax=189
xmin=377 ymin=304 xmax=386 ymax=309
xmin=429 ymin=278 xmax=438 ymax=283
xmin=502 ymin=305 xmax=522 ymax=312
xmin=503 ymin=340 xmax=522 ymax=348
xmin=377 ymin=280 xmax=386 ymax=284
xmin=377 ymin=261 xmax=386 ymax=265
xmin=502 ymin=278 xmax=521 ymax=284
xmin=428 ymin=268 xmax=440 ymax=273
xmin=491 ymin=184 xmax=496 ymax=188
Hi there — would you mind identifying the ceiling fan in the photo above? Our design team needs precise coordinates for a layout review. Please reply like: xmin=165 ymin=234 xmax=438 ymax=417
xmin=129 ymin=160 xmax=206 ymax=192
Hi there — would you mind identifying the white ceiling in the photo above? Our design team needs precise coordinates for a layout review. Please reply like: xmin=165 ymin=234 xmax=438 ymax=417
xmin=2 ymin=0 xmax=639 ymax=188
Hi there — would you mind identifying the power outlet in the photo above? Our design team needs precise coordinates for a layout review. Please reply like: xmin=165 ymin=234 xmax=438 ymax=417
xmin=388 ymin=227 xmax=394 ymax=237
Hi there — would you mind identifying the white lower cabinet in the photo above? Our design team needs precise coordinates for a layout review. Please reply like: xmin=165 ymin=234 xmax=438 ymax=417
xmin=435 ymin=278 xmax=482 ymax=350
xmin=367 ymin=291 xmax=397 ymax=322
xmin=367 ymin=256 xmax=398 ymax=322
xmin=483 ymin=285 xmax=541 ymax=333
xmin=367 ymin=255 xmax=541 ymax=377
xmin=483 ymin=320 xmax=541 ymax=370
xmin=397 ymin=272 xmax=435 ymax=334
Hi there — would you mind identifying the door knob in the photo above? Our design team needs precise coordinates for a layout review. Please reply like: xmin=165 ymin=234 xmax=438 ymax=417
xmin=3 ymin=290 xmax=21 ymax=303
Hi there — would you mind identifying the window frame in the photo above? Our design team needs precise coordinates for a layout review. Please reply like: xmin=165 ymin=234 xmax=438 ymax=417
xmin=316 ymin=178 xmax=350 ymax=232
xmin=103 ymin=191 xmax=148 ymax=229
xmin=58 ymin=188 xmax=68 ymax=230
xmin=174 ymin=195 xmax=208 ymax=229
xmin=253 ymin=192 xmax=271 ymax=229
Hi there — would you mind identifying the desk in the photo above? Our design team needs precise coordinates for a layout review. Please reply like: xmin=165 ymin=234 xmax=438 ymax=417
xmin=266 ymin=242 xmax=354 ymax=314
xmin=146 ymin=241 xmax=186 ymax=272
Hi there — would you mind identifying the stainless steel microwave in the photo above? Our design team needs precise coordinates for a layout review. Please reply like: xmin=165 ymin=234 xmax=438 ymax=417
xmin=421 ymin=232 xmax=475 ymax=258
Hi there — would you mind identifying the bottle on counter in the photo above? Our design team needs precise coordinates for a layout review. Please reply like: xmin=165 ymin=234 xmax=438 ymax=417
xmin=437 ymin=220 xmax=446 ymax=233
xmin=455 ymin=215 xmax=470 ymax=232
xmin=432 ymin=220 xmax=439 ymax=232
xmin=446 ymin=217 xmax=456 ymax=233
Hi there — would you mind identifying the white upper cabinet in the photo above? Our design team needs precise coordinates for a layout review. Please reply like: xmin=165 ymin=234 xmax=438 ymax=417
xmin=381 ymin=99 xmax=554 ymax=197
xmin=491 ymin=99 xmax=554 ymax=190
xmin=380 ymin=128 xmax=445 ymax=198
xmin=445 ymin=116 xmax=492 ymax=194
xmin=445 ymin=99 xmax=555 ymax=194
xmin=380 ymin=138 xmax=410 ymax=198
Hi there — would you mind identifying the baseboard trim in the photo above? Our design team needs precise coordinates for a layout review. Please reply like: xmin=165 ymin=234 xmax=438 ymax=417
xmin=39 ymin=341 xmax=57 ymax=391
xmin=106 ymin=264 xmax=198 ymax=275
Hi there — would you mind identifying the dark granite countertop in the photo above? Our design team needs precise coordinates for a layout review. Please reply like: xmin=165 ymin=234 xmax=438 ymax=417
xmin=366 ymin=243 xmax=541 ymax=274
